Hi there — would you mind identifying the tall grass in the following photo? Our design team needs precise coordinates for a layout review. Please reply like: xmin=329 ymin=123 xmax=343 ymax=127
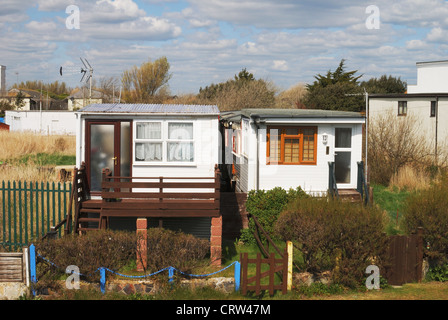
xmin=0 ymin=131 xmax=76 ymax=182
xmin=388 ymin=165 xmax=433 ymax=191
xmin=0 ymin=131 xmax=75 ymax=160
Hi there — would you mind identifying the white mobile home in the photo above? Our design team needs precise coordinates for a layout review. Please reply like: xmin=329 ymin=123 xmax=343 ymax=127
xmin=75 ymin=104 xmax=220 ymax=192
xmin=5 ymin=110 xmax=76 ymax=135
xmin=74 ymin=103 xmax=222 ymax=264
xmin=220 ymin=109 xmax=366 ymax=196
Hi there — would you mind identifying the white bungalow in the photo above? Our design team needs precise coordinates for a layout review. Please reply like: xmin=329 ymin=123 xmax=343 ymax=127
xmin=74 ymin=104 xmax=221 ymax=238
xmin=75 ymin=103 xmax=220 ymax=192
xmin=220 ymin=108 xmax=366 ymax=197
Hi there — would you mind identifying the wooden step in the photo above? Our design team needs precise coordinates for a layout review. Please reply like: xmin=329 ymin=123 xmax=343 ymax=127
xmin=81 ymin=200 xmax=102 ymax=209
xmin=80 ymin=208 xmax=101 ymax=214
xmin=78 ymin=218 xmax=100 ymax=223
xmin=338 ymin=189 xmax=362 ymax=202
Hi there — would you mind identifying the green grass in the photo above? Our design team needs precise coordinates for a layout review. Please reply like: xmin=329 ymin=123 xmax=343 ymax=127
xmin=372 ymin=184 xmax=413 ymax=235
xmin=9 ymin=152 xmax=76 ymax=166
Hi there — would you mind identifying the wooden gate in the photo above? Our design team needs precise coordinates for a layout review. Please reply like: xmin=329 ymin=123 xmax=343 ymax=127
xmin=385 ymin=228 xmax=424 ymax=286
xmin=240 ymin=250 xmax=288 ymax=296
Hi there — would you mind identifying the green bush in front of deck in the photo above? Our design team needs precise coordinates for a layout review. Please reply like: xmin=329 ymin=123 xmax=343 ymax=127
xmin=238 ymin=187 xmax=309 ymax=245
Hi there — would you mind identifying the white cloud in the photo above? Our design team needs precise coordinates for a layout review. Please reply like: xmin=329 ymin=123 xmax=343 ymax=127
xmin=272 ymin=60 xmax=288 ymax=71
xmin=406 ymin=39 xmax=428 ymax=50
xmin=4 ymin=0 xmax=448 ymax=95
xmin=427 ymin=27 xmax=444 ymax=42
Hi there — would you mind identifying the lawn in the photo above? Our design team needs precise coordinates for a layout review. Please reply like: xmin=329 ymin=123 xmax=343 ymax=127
xmin=300 ymin=281 xmax=448 ymax=300
xmin=372 ymin=184 xmax=413 ymax=235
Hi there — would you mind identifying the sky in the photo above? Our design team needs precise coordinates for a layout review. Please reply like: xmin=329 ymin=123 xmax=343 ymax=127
xmin=2 ymin=0 xmax=448 ymax=95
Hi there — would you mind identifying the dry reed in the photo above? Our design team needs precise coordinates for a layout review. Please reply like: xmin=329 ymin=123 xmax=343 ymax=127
xmin=0 ymin=131 xmax=76 ymax=182
xmin=0 ymin=131 xmax=76 ymax=161
xmin=388 ymin=165 xmax=433 ymax=191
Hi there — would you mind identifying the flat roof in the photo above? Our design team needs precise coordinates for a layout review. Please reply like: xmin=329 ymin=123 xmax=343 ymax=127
xmin=220 ymin=108 xmax=364 ymax=122
xmin=369 ymin=93 xmax=448 ymax=99
xmin=79 ymin=103 xmax=220 ymax=114
xmin=416 ymin=60 xmax=448 ymax=65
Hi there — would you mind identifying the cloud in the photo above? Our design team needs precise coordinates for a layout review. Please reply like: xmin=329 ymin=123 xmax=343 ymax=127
xmin=187 ymin=0 xmax=372 ymax=29
xmin=4 ymin=0 xmax=448 ymax=95
xmin=272 ymin=60 xmax=288 ymax=71
xmin=26 ymin=0 xmax=183 ymax=42
xmin=426 ymin=27 xmax=444 ymax=42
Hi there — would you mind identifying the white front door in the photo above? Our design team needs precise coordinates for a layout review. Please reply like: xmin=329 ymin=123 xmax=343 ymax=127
xmin=334 ymin=127 xmax=352 ymax=187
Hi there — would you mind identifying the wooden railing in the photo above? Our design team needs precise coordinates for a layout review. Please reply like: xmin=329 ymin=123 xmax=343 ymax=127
xmin=98 ymin=165 xmax=221 ymax=227
xmin=356 ymin=161 xmax=370 ymax=206
xmin=328 ymin=161 xmax=339 ymax=199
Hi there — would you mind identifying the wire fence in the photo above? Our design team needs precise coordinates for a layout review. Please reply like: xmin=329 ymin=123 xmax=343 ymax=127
xmin=29 ymin=244 xmax=241 ymax=295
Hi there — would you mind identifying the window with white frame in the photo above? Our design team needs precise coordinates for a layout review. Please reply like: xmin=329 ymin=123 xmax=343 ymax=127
xmin=167 ymin=122 xmax=194 ymax=162
xmin=134 ymin=121 xmax=194 ymax=163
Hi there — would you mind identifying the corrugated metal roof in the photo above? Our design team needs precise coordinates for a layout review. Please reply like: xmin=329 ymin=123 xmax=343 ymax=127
xmin=79 ymin=103 xmax=219 ymax=114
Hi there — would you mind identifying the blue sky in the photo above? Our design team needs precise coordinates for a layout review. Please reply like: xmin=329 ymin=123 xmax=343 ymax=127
xmin=2 ymin=0 xmax=448 ymax=95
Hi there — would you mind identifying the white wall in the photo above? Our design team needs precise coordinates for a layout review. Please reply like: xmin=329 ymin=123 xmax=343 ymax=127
xmin=5 ymin=110 xmax=76 ymax=135
xmin=408 ymin=61 xmax=448 ymax=93
xmin=369 ymin=97 xmax=448 ymax=161
xmin=238 ymin=120 xmax=364 ymax=195
xmin=77 ymin=114 xmax=219 ymax=180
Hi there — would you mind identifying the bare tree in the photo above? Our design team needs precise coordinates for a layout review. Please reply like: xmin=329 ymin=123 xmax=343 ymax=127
xmin=121 ymin=57 xmax=172 ymax=103
xmin=98 ymin=76 xmax=120 ymax=103
xmin=275 ymin=82 xmax=307 ymax=109
xmin=368 ymin=110 xmax=433 ymax=185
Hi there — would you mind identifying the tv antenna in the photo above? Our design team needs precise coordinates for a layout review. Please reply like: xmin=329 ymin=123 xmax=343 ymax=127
xmin=59 ymin=57 xmax=94 ymax=101
xmin=80 ymin=57 xmax=93 ymax=101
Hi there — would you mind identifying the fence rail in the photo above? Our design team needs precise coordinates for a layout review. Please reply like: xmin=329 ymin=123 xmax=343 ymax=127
xmin=29 ymin=244 xmax=241 ymax=295
xmin=1 ymin=180 xmax=72 ymax=251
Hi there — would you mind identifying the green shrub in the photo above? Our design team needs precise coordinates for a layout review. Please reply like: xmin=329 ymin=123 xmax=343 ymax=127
xmin=34 ymin=230 xmax=138 ymax=282
xmin=239 ymin=187 xmax=308 ymax=245
xmin=426 ymin=264 xmax=448 ymax=282
xmin=143 ymin=228 xmax=210 ymax=272
xmin=401 ymin=176 xmax=448 ymax=266
xmin=34 ymin=228 xmax=210 ymax=283
xmin=275 ymin=197 xmax=388 ymax=288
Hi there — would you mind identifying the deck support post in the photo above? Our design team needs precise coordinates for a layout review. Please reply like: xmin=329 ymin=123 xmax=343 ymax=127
xmin=210 ymin=215 xmax=222 ymax=266
xmin=136 ymin=218 xmax=147 ymax=272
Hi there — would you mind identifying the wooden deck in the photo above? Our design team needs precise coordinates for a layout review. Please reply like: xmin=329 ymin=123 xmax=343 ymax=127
xmin=72 ymin=165 xmax=221 ymax=232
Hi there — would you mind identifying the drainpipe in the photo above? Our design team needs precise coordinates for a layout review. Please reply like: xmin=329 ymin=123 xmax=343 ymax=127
xmin=435 ymin=96 xmax=439 ymax=166
xmin=251 ymin=115 xmax=261 ymax=191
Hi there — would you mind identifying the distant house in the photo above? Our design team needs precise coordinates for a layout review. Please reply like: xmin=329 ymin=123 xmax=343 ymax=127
xmin=1 ymin=88 xmax=67 ymax=110
xmin=220 ymin=108 xmax=366 ymax=196
xmin=67 ymin=88 xmax=105 ymax=111
xmin=369 ymin=60 xmax=448 ymax=163
xmin=5 ymin=110 xmax=76 ymax=135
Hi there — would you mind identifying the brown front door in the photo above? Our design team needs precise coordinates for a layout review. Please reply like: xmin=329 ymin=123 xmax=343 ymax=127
xmin=85 ymin=120 xmax=131 ymax=192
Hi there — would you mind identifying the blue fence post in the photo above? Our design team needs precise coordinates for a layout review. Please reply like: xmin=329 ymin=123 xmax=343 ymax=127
xmin=29 ymin=244 xmax=37 ymax=296
xmin=168 ymin=267 xmax=174 ymax=284
xmin=234 ymin=261 xmax=241 ymax=292
xmin=100 ymin=268 xmax=106 ymax=294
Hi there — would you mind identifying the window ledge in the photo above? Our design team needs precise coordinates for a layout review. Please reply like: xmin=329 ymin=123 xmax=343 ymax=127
xmin=133 ymin=162 xmax=198 ymax=167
